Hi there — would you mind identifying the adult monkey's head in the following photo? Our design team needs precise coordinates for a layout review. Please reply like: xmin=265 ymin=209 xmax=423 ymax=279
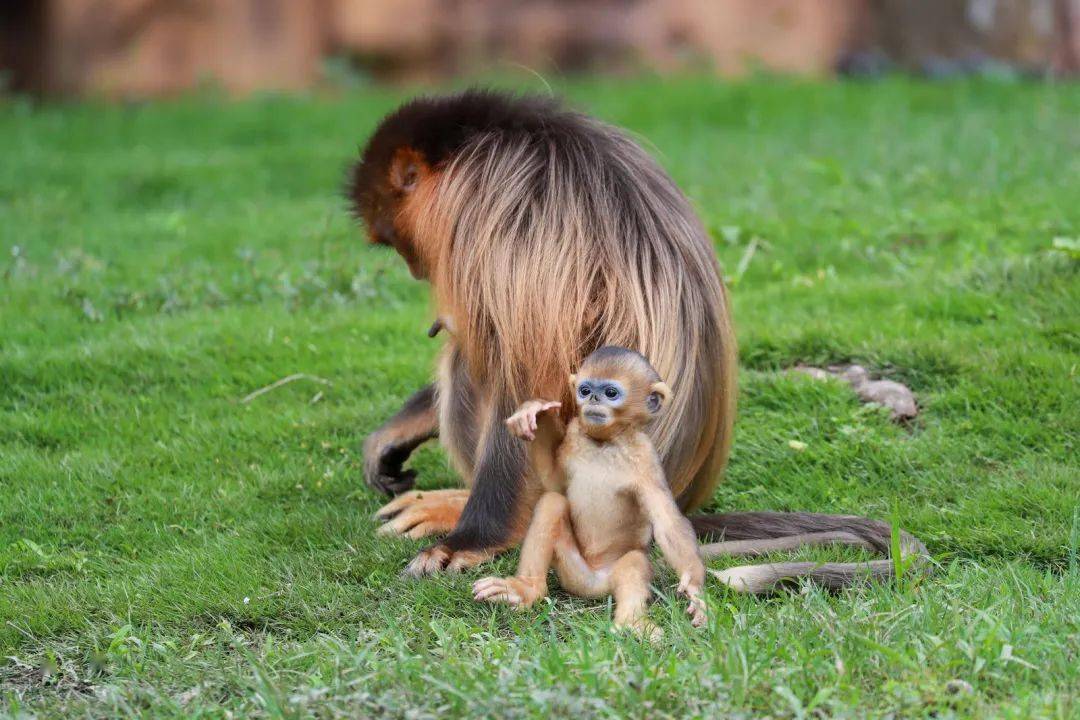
xmin=346 ymin=90 xmax=559 ymax=280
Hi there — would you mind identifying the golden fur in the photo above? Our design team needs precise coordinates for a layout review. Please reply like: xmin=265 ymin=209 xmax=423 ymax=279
xmin=474 ymin=351 xmax=706 ymax=634
xmin=399 ymin=113 xmax=737 ymax=510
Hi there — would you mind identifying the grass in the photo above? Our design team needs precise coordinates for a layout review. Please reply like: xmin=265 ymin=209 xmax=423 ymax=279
xmin=0 ymin=76 xmax=1077 ymax=718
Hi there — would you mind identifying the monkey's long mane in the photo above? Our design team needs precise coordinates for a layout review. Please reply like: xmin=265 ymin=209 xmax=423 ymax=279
xmin=416 ymin=98 xmax=737 ymax=506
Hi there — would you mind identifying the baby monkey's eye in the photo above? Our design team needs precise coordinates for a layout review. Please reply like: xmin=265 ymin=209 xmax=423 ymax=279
xmin=578 ymin=384 xmax=590 ymax=398
xmin=604 ymin=386 xmax=619 ymax=400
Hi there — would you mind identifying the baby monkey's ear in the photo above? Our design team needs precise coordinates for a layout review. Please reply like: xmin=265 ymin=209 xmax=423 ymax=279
xmin=646 ymin=381 xmax=671 ymax=414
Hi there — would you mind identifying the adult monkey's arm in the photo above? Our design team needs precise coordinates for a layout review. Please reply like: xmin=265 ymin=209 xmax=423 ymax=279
xmin=363 ymin=384 xmax=438 ymax=496
xmin=405 ymin=398 xmax=528 ymax=575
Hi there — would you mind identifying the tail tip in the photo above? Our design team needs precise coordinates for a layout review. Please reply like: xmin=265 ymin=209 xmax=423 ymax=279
xmin=710 ymin=565 xmax=777 ymax=594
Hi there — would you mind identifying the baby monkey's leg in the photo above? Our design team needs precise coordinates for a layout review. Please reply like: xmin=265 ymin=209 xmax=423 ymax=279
xmin=551 ymin=536 xmax=609 ymax=599
xmin=608 ymin=550 xmax=658 ymax=638
xmin=473 ymin=492 xmax=569 ymax=607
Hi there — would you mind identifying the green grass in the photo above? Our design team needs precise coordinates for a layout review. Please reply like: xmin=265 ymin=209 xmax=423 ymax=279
xmin=1 ymin=76 xmax=1078 ymax=718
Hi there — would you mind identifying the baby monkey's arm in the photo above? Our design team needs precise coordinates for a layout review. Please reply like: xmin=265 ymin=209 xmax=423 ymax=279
xmin=505 ymin=399 xmax=565 ymax=492
xmin=636 ymin=469 xmax=708 ymax=627
xmin=475 ymin=401 xmax=567 ymax=608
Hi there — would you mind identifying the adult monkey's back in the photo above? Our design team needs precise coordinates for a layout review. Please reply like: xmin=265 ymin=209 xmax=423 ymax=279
xmin=347 ymin=90 xmax=926 ymax=587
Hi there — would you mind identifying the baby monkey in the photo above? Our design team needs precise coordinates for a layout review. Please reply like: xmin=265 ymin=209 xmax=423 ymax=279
xmin=473 ymin=347 xmax=706 ymax=634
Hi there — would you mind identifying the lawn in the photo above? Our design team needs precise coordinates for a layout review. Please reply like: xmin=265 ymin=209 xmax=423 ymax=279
xmin=0 ymin=76 xmax=1077 ymax=718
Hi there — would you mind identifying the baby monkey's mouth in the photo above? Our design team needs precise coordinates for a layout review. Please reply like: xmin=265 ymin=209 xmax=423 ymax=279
xmin=582 ymin=408 xmax=610 ymax=425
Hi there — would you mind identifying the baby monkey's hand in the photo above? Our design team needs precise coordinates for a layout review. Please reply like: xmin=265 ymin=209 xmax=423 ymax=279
xmin=678 ymin=571 xmax=708 ymax=628
xmin=505 ymin=400 xmax=561 ymax=441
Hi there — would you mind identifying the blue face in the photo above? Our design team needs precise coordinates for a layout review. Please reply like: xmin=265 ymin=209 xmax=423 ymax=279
xmin=576 ymin=379 xmax=626 ymax=407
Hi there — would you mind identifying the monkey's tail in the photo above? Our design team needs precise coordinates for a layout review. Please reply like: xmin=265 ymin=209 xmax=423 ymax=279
xmin=690 ymin=511 xmax=929 ymax=594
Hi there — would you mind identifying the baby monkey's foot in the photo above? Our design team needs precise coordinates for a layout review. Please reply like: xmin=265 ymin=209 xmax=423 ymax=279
xmin=678 ymin=574 xmax=708 ymax=628
xmin=472 ymin=576 xmax=545 ymax=607
xmin=685 ymin=594 xmax=707 ymax=627
xmin=505 ymin=400 xmax=561 ymax=441
xmin=614 ymin=618 xmax=663 ymax=643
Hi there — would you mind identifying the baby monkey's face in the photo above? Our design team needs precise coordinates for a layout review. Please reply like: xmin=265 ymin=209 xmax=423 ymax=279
xmin=570 ymin=349 xmax=670 ymax=440
xmin=574 ymin=377 xmax=627 ymax=429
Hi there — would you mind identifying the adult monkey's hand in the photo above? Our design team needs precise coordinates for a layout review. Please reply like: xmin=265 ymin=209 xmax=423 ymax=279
xmin=362 ymin=384 xmax=438 ymax=496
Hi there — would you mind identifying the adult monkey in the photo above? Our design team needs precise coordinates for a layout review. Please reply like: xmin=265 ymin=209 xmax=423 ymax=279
xmin=348 ymin=90 xmax=926 ymax=586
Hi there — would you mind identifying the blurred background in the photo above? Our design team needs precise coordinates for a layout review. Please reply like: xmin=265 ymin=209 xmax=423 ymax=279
xmin=2 ymin=0 xmax=1078 ymax=98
